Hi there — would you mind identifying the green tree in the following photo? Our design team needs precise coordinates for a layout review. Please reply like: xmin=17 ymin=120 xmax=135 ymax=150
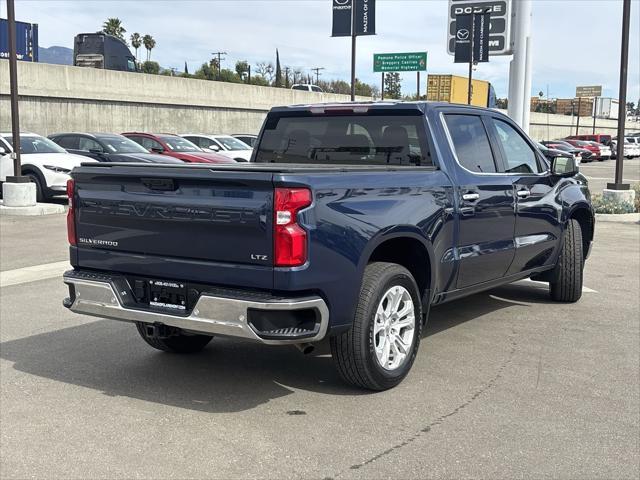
xmin=140 ymin=61 xmax=160 ymax=75
xmin=130 ymin=33 xmax=141 ymax=61
xmin=496 ymin=98 xmax=508 ymax=109
xmin=143 ymin=34 xmax=156 ymax=61
xmin=235 ymin=60 xmax=249 ymax=80
xmin=384 ymin=73 xmax=401 ymax=99
xmin=219 ymin=68 xmax=242 ymax=83
xmin=274 ymin=49 xmax=282 ymax=87
xmin=194 ymin=62 xmax=216 ymax=80
xmin=354 ymin=78 xmax=374 ymax=97
xmin=102 ymin=18 xmax=126 ymax=43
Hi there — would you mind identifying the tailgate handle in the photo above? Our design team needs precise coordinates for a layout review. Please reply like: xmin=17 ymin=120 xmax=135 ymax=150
xmin=142 ymin=178 xmax=177 ymax=191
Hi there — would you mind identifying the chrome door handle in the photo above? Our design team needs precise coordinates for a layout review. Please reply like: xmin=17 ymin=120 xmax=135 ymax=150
xmin=462 ymin=193 xmax=480 ymax=201
xmin=516 ymin=189 xmax=531 ymax=198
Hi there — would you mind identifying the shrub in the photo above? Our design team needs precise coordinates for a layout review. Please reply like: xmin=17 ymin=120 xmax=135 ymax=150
xmin=591 ymin=194 xmax=636 ymax=214
xmin=632 ymin=184 xmax=640 ymax=212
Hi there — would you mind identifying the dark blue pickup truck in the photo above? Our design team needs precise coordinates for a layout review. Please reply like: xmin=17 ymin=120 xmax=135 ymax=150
xmin=63 ymin=102 xmax=594 ymax=390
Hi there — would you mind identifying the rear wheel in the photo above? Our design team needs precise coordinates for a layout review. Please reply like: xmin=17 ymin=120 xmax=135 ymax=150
xmin=135 ymin=322 xmax=213 ymax=353
xmin=549 ymin=219 xmax=583 ymax=302
xmin=331 ymin=262 xmax=423 ymax=391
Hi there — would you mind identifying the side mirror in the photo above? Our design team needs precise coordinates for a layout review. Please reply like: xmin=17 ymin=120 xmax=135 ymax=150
xmin=150 ymin=147 xmax=164 ymax=153
xmin=551 ymin=155 xmax=578 ymax=176
xmin=208 ymin=144 xmax=221 ymax=152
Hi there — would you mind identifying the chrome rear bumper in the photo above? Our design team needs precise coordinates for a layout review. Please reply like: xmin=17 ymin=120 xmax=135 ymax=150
xmin=63 ymin=271 xmax=329 ymax=345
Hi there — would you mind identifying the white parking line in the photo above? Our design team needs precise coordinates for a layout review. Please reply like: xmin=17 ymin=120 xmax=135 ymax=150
xmin=0 ymin=261 xmax=70 ymax=288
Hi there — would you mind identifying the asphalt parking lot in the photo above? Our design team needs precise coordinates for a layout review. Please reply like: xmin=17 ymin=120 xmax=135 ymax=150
xmin=1 ymin=212 xmax=638 ymax=479
xmin=579 ymin=157 xmax=640 ymax=193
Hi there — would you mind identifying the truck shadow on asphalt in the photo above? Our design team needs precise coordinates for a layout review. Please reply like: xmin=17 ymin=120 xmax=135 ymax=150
xmin=0 ymin=282 xmax=552 ymax=413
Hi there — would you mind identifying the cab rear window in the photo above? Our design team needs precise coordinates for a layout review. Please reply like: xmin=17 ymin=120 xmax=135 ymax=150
xmin=255 ymin=114 xmax=432 ymax=166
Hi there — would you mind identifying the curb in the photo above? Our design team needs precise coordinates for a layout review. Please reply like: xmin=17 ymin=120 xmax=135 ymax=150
xmin=0 ymin=201 xmax=66 ymax=216
xmin=595 ymin=213 xmax=640 ymax=224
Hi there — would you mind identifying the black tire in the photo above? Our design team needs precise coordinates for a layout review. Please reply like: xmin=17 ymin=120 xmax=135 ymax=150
xmin=549 ymin=219 xmax=583 ymax=302
xmin=135 ymin=322 xmax=212 ymax=353
xmin=330 ymin=262 xmax=423 ymax=391
xmin=25 ymin=172 xmax=45 ymax=202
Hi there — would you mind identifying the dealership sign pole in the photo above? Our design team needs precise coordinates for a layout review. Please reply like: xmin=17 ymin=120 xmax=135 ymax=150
xmin=332 ymin=0 xmax=376 ymax=101
xmin=454 ymin=10 xmax=489 ymax=105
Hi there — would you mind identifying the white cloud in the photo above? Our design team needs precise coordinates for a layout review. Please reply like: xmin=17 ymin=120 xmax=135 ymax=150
xmin=6 ymin=0 xmax=639 ymax=101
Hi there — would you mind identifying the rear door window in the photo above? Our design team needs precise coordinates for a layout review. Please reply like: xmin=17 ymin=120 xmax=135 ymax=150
xmin=78 ymin=137 xmax=103 ymax=152
xmin=444 ymin=114 xmax=496 ymax=173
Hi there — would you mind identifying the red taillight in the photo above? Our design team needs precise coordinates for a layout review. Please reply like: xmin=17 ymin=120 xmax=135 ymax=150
xmin=274 ymin=187 xmax=312 ymax=267
xmin=66 ymin=179 xmax=76 ymax=246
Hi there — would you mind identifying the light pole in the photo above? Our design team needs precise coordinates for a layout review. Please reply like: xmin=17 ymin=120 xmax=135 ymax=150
xmin=6 ymin=0 xmax=24 ymax=182
xmin=608 ymin=0 xmax=631 ymax=191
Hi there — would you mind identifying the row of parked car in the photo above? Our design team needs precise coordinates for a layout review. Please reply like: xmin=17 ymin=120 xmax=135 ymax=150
xmin=0 ymin=131 xmax=258 ymax=201
xmin=538 ymin=133 xmax=640 ymax=165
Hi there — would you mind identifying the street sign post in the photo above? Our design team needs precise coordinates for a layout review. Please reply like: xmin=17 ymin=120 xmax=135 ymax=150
xmin=374 ymin=52 xmax=427 ymax=100
xmin=448 ymin=0 xmax=512 ymax=56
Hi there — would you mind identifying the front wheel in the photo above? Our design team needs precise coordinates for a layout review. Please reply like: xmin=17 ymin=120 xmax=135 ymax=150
xmin=331 ymin=262 xmax=423 ymax=391
xmin=25 ymin=172 xmax=45 ymax=202
xmin=135 ymin=322 xmax=213 ymax=353
xmin=549 ymin=219 xmax=584 ymax=302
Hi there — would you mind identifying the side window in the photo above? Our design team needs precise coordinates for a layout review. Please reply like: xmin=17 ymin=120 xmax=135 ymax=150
xmin=444 ymin=114 xmax=496 ymax=173
xmin=78 ymin=137 xmax=102 ymax=152
xmin=55 ymin=136 xmax=79 ymax=150
xmin=492 ymin=119 xmax=542 ymax=174
xmin=146 ymin=138 xmax=164 ymax=151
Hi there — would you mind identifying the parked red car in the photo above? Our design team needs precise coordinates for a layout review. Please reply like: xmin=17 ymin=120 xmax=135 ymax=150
xmin=563 ymin=139 xmax=603 ymax=159
xmin=122 ymin=132 xmax=234 ymax=163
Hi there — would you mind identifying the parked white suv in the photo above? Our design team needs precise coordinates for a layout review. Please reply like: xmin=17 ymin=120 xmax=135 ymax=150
xmin=0 ymin=133 xmax=95 ymax=201
xmin=180 ymin=134 xmax=253 ymax=162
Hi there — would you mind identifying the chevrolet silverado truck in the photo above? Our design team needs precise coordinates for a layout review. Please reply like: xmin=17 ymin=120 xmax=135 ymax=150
xmin=62 ymin=102 xmax=594 ymax=390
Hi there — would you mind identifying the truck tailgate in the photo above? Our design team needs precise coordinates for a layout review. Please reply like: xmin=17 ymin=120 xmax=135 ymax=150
xmin=72 ymin=165 xmax=274 ymax=287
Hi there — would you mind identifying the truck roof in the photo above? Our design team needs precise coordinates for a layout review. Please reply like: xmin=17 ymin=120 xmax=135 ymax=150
xmin=269 ymin=101 xmax=495 ymax=115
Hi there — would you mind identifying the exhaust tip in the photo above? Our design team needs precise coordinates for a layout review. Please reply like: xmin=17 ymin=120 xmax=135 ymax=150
xmin=295 ymin=343 xmax=315 ymax=355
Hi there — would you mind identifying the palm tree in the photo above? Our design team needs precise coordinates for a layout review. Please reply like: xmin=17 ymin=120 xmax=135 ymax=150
xmin=143 ymin=34 xmax=156 ymax=62
xmin=130 ymin=32 xmax=142 ymax=61
xmin=102 ymin=18 xmax=126 ymax=42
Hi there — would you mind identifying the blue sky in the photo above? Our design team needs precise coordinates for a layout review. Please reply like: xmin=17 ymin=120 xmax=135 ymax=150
xmin=4 ymin=0 xmax=640 ymax=101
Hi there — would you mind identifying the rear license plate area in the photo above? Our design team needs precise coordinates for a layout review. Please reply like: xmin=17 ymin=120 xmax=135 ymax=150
xmin=147 ymin=279 xmax=187 ymax=312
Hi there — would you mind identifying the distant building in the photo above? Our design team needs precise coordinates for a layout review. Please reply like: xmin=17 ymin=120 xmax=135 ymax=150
xmin=555 ymin=98 xmax=594 ymax=117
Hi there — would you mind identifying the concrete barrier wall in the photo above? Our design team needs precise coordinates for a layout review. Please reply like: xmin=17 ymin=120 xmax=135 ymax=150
xmin=0 ymin=60 xmax=369 ymax=136
xmin=1 ymin=60 xmax=639 ymax=139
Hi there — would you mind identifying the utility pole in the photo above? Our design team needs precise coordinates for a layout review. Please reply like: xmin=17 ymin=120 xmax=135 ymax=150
xmin=609 ymin=0 xmax=631 ymax=191
xmin=592 ymin=96 xmax=598 ymax=134
xmin=311 ymin=67 xmax=325 ymax=85
xmin=6 ymin=0 xmax=23 ymax=181
xmin=247 ymin=64 xmax=251 ymax=84
xmin=575 ymin=96 xmax=582 ymax=135
xmin=211 ymin=51 xmax=226 ymax=80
